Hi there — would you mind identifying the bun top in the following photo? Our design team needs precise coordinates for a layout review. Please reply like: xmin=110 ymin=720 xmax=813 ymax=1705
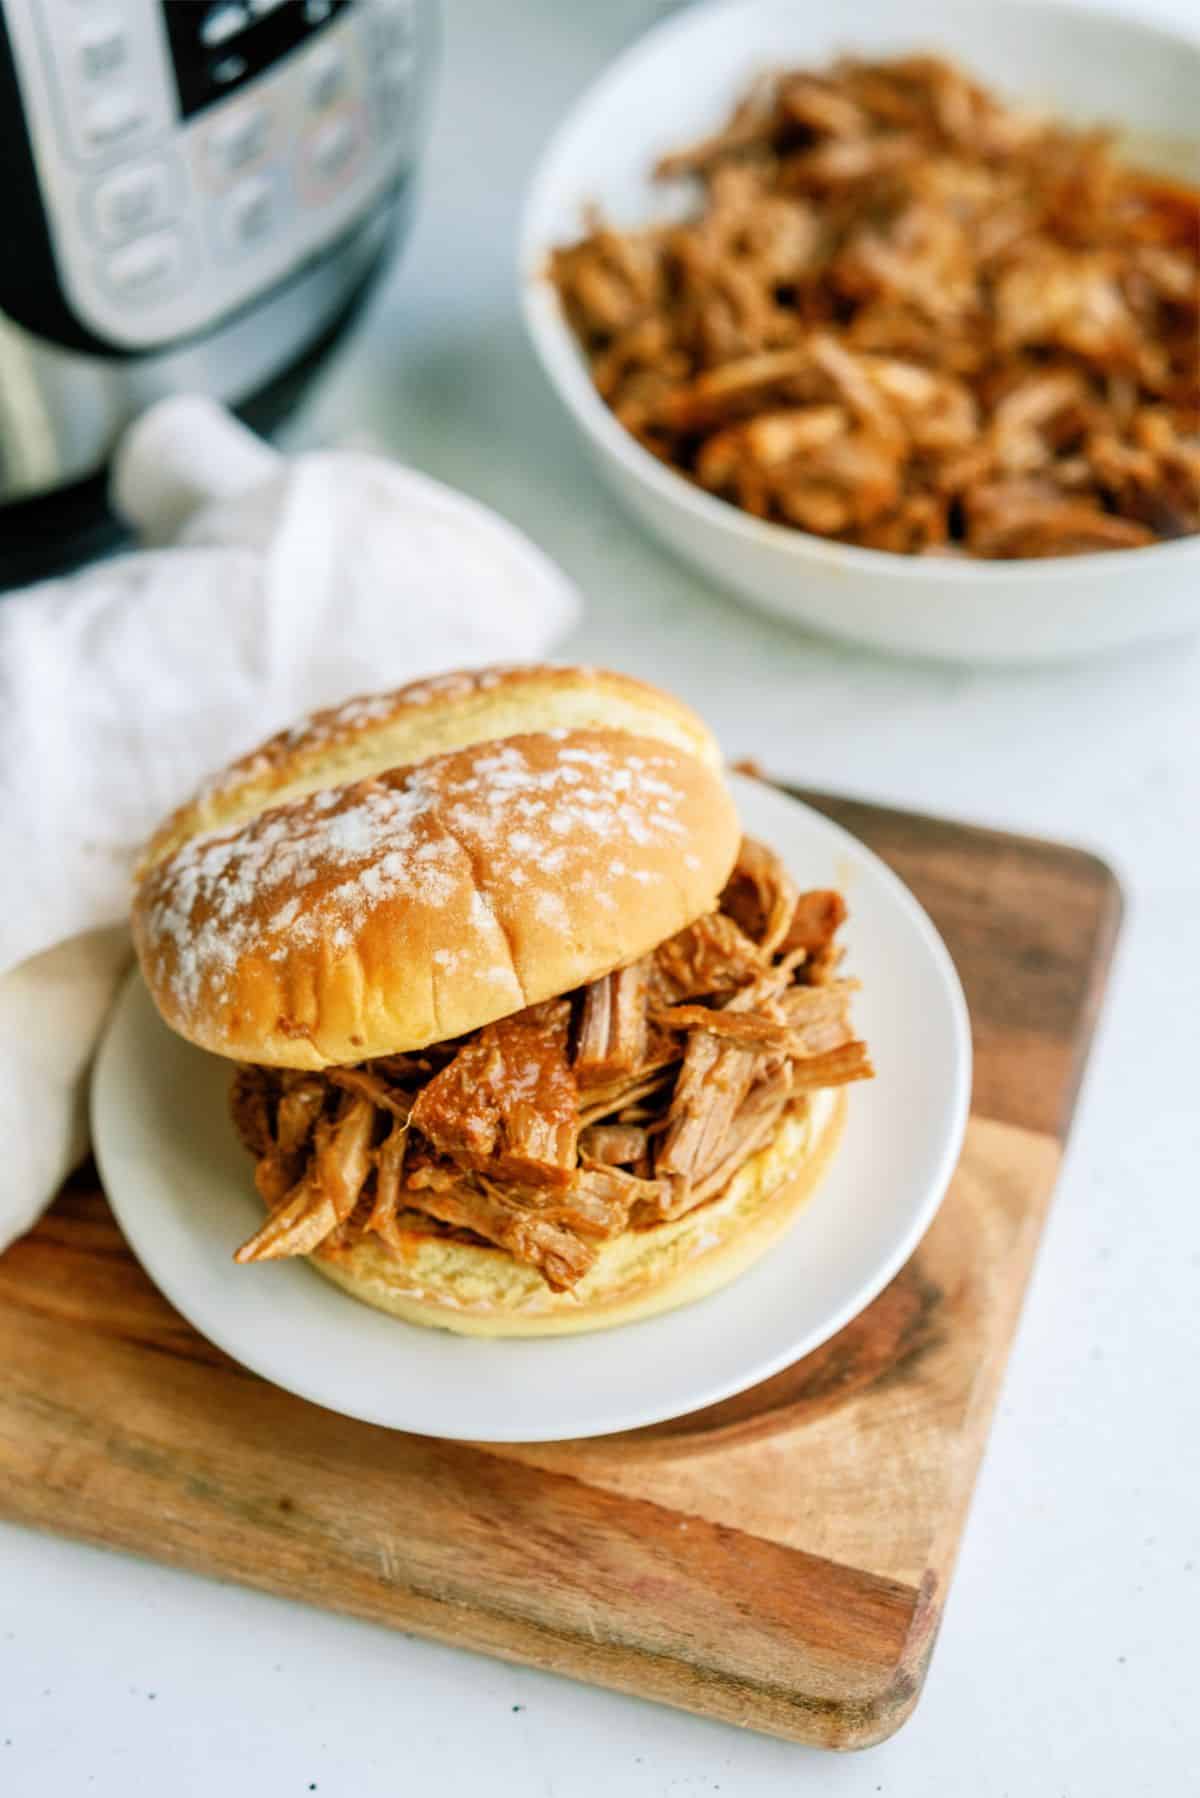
xmin=139 ymin=664 xmax=722 ymax=875
xmin=132 ymin=666 xmax=739 ymax=1068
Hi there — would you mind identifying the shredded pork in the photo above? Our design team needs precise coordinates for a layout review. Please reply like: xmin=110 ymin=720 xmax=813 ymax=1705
xmin=408 ymin=999 xmax=578 ymax=1187
xmin=231 ymin=838 xmax=872 ymax=1289
xmin=549 ymin=55 xmax=1200 ymax=558
xmin=574 ymin=960 xmax=650 ymax=1078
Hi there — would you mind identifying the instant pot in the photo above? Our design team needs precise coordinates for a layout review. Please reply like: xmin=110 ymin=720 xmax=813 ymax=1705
xmin=0 ymin=0 xmax=436 ymax=581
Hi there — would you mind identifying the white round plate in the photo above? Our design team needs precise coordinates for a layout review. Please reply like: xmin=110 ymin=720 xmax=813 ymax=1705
xmin=91 ymin=775 xmax=970 ymax=1442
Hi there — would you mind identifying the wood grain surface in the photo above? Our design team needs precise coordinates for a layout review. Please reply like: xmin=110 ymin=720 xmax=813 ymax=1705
xmin=0 ymin=790 xmax=1121 ymax=1749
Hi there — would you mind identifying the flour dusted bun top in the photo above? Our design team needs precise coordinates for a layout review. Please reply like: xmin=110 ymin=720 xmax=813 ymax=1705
xmin=132 ymin=667 xmax=741 ymax=1069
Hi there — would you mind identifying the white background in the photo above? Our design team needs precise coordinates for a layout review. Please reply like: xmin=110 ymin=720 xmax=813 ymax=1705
xmin=3 ymin=2 xmax=1198 ymax=1792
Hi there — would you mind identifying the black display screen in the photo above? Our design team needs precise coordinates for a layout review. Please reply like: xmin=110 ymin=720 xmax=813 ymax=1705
xmin=162 ymin=0 xmax=353 ymax=118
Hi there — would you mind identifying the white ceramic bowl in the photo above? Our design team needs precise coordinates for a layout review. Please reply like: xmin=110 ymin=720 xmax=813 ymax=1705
xmin=521 ymin=0 xmax=1200 ymax=665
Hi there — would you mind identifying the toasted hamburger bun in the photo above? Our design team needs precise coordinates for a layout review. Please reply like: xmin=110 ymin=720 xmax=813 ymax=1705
xmin=309 ymin=1089 xmax=844 ymax=1336
xmin=132 ymin=666 xmax=740 ymax=1068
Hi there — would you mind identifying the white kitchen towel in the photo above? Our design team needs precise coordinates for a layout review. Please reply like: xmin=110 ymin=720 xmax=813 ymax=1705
xmin=0 ymin=396 xmax=581 ymax=1251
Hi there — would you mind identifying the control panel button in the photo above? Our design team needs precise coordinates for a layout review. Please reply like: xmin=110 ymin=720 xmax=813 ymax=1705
xmin=306 ymin=44 xmax=345 ymax=111
xmin=218 ymin=173 xmax=278 ymax=255
xmin=212 ymin=52 xmax=249 ymax=86
xmin=90 ymin=162 xmax=172 ymax=243
xmin=76 ymin=14 xmax=129 ymax=82
xmin=201 ymin=4 xmax=249 ymax=48
xmin=306 ymin=112 xmax=363 ymax=186
xmin=104 ymin=230 xmax=183 ymax=298
xmin=81 ymin=89 xmax=146 ymax=147
xmin=205 ymin=104 xmax=270 ymax=180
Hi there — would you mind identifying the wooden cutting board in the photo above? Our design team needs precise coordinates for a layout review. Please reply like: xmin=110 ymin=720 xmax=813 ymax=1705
xmin=0 ymin=788 xmax=1120 ymax=1749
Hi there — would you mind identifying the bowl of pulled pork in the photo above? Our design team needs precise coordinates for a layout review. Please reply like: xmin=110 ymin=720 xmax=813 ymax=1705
xmin=522 ymin=0 xmax=1200 ymax=663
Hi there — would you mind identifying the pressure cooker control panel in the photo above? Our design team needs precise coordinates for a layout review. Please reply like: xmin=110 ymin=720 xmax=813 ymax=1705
xmin=2 ymin=0 xmax=422 ymax=352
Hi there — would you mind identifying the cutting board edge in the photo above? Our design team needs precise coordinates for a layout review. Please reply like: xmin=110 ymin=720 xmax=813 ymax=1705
xmin=0 ymin=1484 xmax=931 ymax=1750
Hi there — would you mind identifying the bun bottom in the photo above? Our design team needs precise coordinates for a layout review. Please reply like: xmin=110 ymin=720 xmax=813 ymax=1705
xmin=309 ymin=1088 xmax=846 ymax=1337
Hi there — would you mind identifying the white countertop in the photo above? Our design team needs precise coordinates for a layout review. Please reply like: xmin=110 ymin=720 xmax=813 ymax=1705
xmin=3 ymin=2 xmax=1198 ymax=1791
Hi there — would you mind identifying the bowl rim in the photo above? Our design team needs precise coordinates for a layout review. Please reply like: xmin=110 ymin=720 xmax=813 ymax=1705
xmin=519 ymin=0 xmax=1200 ymax=586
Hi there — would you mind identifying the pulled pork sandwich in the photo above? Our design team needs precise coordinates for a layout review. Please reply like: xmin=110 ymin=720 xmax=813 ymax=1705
xmin=132 ymin=666 xmax=872 ymax=1335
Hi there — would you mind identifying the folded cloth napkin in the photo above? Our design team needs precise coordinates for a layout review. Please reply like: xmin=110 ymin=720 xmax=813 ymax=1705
xmin=0 ymin=396 xmax=580 ymax=1253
